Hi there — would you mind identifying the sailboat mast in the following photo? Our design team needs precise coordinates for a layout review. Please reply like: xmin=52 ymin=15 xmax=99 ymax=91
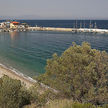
xmin=84 ymin=21 xmax=85 ymax=28
xmin=89 ymin=20 xmax=92 ymax=28
xmin=80 ymin=22 xmax=82 ymax=28
xmin=75 ymin=20 xmax=77 ymax=28
xmin=94 ymin=22 xmax=97 ymax=29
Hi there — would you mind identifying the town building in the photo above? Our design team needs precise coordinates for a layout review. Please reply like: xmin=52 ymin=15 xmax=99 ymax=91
xmin=10 ymin=21 xmax=20 ymax=29
xmin=0 ymin=22 xmax=10 ymax=28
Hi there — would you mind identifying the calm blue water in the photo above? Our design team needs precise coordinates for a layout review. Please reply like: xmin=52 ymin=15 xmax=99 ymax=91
xmin=1 ymin=20 xmax=108 ymax=29
xmin=19 ymin=20 xmax=108 ymax=29
xmin=0 ymin=20 xmax=108 ymax=77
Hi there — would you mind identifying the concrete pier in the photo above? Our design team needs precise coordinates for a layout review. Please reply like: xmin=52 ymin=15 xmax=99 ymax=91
xmin=0 ymin=26 xmax=108 ymax=34
xmin=28 ymin=27 xmax=108 ymax=34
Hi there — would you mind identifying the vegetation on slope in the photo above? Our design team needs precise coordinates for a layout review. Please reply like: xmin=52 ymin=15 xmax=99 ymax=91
xmin=24 ymin=99 xmax=108 ymax=108
xmin=38 ymin=42 xmax=108 ymax=105
xmin=0 ymin=42 xmax=108 ymax=108
xmin=44 ymin=100 xmax=108 ymax=108
xmin=0 ymin=75 xmax=31 ymax=108
xmin=0 ymin=75 xmax=58 ymax=108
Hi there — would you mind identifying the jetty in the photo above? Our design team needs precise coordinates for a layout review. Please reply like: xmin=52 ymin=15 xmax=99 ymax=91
xmin=27 ymin=26 xmax=108 ymax=34
xmin=0 ymin=20 xmax=108 ymax=34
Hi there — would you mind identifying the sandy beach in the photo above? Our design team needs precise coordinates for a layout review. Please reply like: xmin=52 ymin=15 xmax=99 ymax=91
xmin=0 ymin=64 xmax=36 ymax=88
xmin=0 ymin=64 xmax=58 ymax=93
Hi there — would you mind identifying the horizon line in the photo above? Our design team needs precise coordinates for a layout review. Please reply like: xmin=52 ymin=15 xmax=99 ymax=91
xmin=0 ymin=19 xmax=108 ymax=20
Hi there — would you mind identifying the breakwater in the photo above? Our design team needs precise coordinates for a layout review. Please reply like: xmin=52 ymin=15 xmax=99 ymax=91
xmin=0 ymin=26 xmax=108 ymax=34
xmin=28 ymin=27 xmax=108 ymax=34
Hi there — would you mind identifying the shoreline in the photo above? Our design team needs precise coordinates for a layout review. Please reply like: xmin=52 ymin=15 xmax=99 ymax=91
xmin=0 ymin=63 xmax=58 ymax=93
xmin=0 ymin=63 xmax=37 ymax=88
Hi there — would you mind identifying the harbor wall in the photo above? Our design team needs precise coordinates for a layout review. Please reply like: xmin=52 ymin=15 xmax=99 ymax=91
xmin=28 ymin=27 xmax=108 ymax=34
xmin=0 ymin=26 xmax=108 ymax=34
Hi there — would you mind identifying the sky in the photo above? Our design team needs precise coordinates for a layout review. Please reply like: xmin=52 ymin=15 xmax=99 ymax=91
xmin=0 ymin=0 xmax=108 ymax=20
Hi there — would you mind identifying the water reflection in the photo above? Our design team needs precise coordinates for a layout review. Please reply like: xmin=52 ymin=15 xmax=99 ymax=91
xmin=9 ymin=31 xmax=19 ymax=41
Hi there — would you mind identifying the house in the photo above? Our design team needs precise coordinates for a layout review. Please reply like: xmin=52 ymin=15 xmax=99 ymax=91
xmin=10 ymin=21 xmax=20 ymax=29
xmin=0 ymin=22 xmax=10 ymax=28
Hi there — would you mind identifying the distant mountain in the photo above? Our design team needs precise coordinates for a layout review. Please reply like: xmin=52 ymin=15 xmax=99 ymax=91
xmin=0 ymin=15 xmax=46 ymax=20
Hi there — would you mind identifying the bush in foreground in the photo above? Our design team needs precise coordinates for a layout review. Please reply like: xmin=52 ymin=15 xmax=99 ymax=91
xmin=0 ymin=76 xmax=31 ymax=108
xmin=0 ymin=76 xmax=59 ymax=108
xmin=24 ymin=99 xmax=108 ymax=108
xmin=44 ymin=100 xmax=99 ymax=108
xmin=38 ymin=42 xmax=108 ymax=105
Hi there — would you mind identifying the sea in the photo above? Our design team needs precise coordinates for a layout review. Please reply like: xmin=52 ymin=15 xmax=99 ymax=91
xmin=0 ymin=20 xmax=108 ymax=77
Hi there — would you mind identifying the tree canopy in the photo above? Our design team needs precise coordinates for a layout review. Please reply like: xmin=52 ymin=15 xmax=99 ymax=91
xmin=38 ymin=42 xmax=108 ymax=105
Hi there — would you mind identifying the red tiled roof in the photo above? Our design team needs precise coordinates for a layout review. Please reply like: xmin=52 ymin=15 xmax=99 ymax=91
xmin=12 ymin=22 xmax=19 ymax=24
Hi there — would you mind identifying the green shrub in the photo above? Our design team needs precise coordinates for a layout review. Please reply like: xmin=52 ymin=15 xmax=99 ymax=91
xmin=38 ymin=42 xmax=108 ymax=105
xmin=29 ymin=85 xmax=59 ymax=107
xmin=0 ymin=76 xmax=31 ymax=108
xmin=102 ymin=104 xmax=108 ymax=108
xmin=44 ymin=99 xmax=101 ymax=108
